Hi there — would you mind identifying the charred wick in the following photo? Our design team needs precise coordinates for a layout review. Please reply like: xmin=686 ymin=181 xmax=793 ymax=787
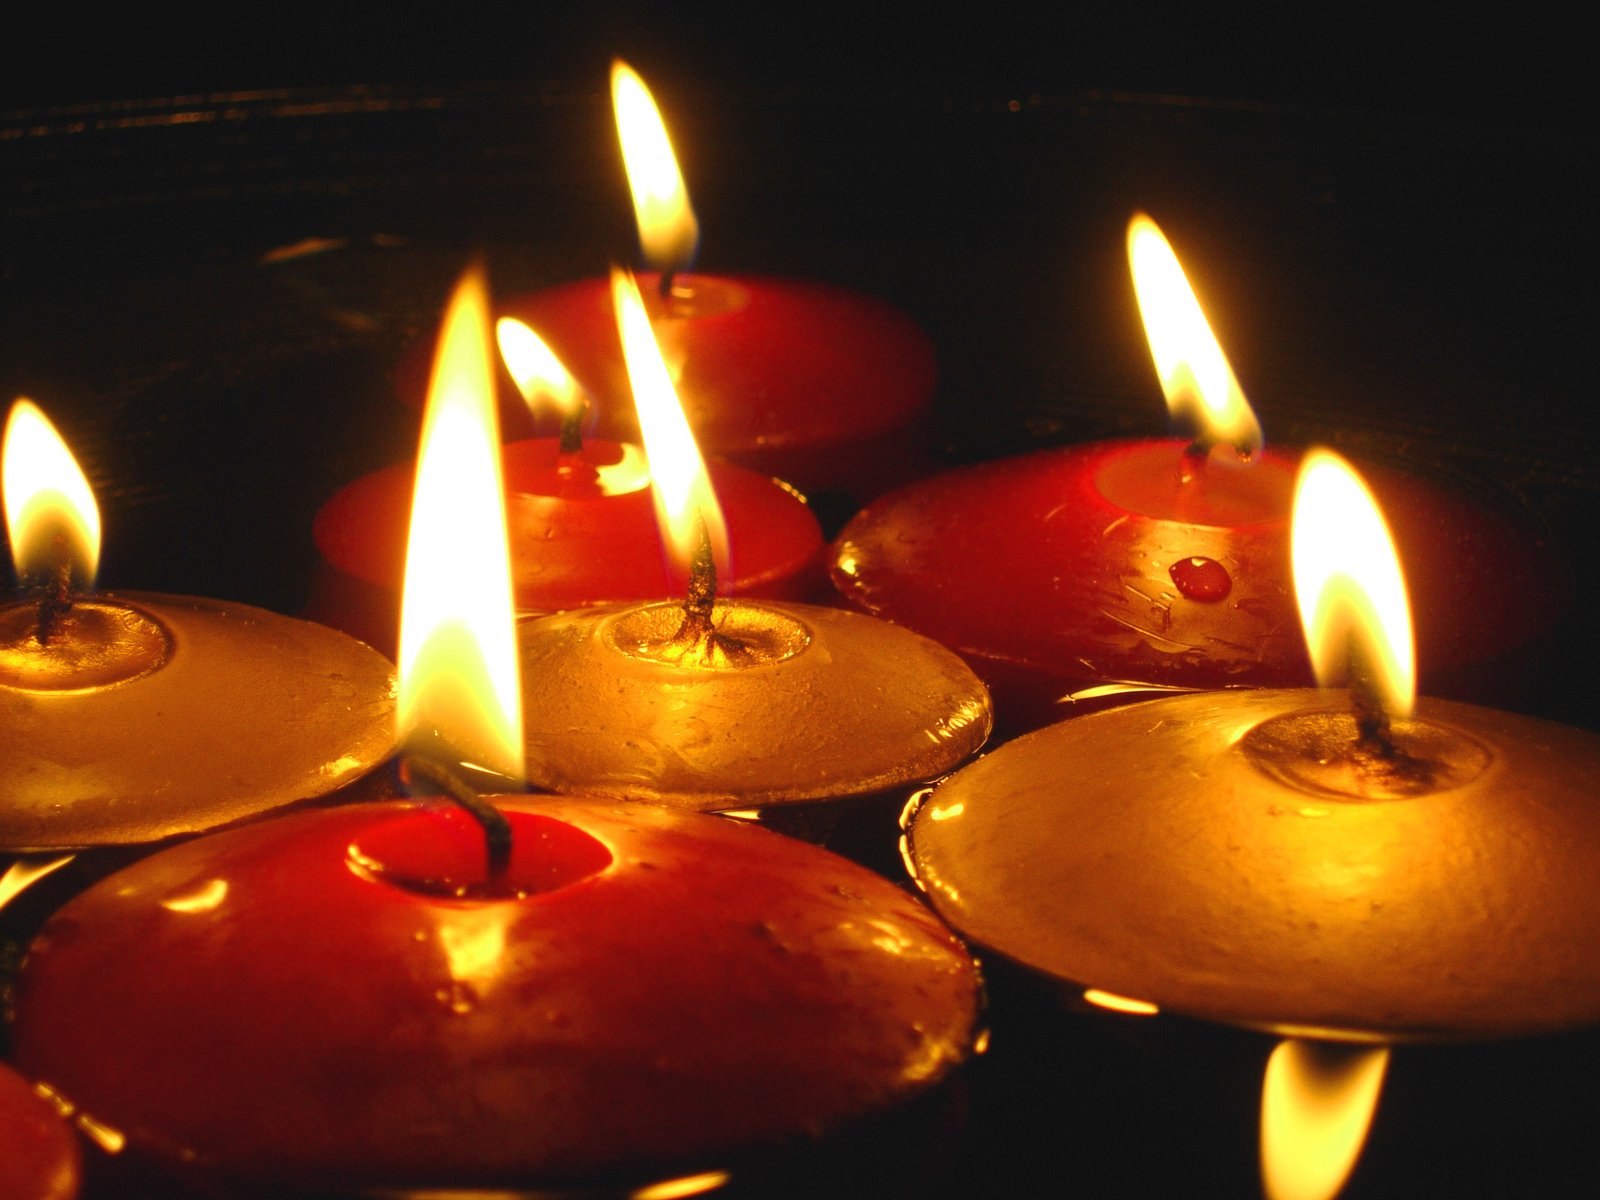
xmin=557 ymin=397 xmax=589 ymax=455
xmin=672 ymin=519 xmax=753 ymax=664
xmin=401 ymin=753 xmax=517 ymax=884
xmin=33 ymin=558 xmax=74 ymax=645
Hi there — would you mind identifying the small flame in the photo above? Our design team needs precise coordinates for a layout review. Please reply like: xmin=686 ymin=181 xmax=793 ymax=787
xmin=397 ymin=268 xmax=525 ymax=782
xmin=2 ymin=400 xmax=101 ymax=587
xmin=1127 ymin=214 xmax=1263 ymax=455
xmin=495 ymin=317 xmax=584 ymax=420
xmin=1260 ymin=1039 xmax=1390 ymax=1200
xmin=612 ymin=60 xmax=700 ymax=274
xmin=1291 ymin=450 xmax=1415 ymax=718
xmin=611 ymin=267 xmax=728 ymax=580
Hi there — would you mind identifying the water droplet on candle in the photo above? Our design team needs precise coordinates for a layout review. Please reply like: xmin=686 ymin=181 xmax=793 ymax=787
xmin=1169 ymin=556 xmax=1231 ymax=601
xmin=435 ymin=981 xmax=478 ymax=1014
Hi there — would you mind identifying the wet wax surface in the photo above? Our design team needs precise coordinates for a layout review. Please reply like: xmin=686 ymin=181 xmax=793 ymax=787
xmin=3 ymin=70 xmax=1600 ymax=1198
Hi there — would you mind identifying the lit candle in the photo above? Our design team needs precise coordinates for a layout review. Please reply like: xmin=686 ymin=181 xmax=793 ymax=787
xmin=0 ymin=1061 xmax=79 ymax=1200
xmin=516 ymin=271 xmax=992 ymax=810
xmin=398 ymin=61 xmax=938 ymax=501
xmin=905 ymin=449 xmax=1600 ymax=1040
xmin=0 ymin=400 xmax=394 ymax=853
xmin=832 ymin=215 xmax=1558 ymax=733
xmin=11 ymin=267 xmax=981 ymax=1191
xmin=313 ymin=316 xmax=822 ymax=655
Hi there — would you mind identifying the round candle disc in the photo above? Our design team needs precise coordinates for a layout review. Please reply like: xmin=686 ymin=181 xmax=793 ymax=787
xmin=13 ymin=798 xmax=980 ymax=1189
xmin=908 ymin=689 xmax=1600 ymax=1041
xmin=0 ymin=592 xmax=395 ymax=851
xmin=516 ymin=600 xmax=992 ymax=809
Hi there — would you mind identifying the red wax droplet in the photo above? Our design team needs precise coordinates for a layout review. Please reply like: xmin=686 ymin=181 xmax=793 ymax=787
xmin=1169 ymin=556 xmax=1232 ymax=602
xmin=0 ymin=1062 xmax=81 ymax=1200
xmin=13 ymin=799 xmax=980 ymax=1188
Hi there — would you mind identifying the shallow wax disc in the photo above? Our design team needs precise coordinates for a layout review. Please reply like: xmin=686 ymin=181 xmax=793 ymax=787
xmin=0 ymin=592 xmax=395 ymax=850
xmin=517 ymin=600 xmax=992 ymax=809
xmin=909 ymin=688 xmax=1600 ymax=1041
xmin=13 ymin=798 xmax=980 ymax=1189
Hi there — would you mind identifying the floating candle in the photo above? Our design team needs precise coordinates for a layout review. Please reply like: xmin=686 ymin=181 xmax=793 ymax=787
xmin=832 ymin=216 xmax=1558 ymax=732
xmin=0 ymin=1061 xmax=80 ymax=1200
xmin=11 ymin=798 xmax=980 ymax=1189
xmin=399 ymin=61 xmax=938 ymax=501
xmin=513 ymin=273 xmax=990 ymax=810
xmin=0 ymin=401 xmax=394 ymax=852
xmin=313 ymin=318 xmax=822 ymax=655
xmin=905 ymin=451 xmax=1600 ymax=1041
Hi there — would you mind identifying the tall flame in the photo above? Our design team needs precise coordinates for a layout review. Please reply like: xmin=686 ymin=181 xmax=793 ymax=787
xmin=612 ymin=59 xmax=700 ymax=274
xmin=397 ymin=268 xmax=524 ymax=782
xmin=2 ymin=400 xmax=101 ymax=588
xmin=1260 ymin=1039 xmax=1390 ymax=1200
xmin=495 ymin=317 xmax=584 ymax=420
xmin=610 ymin=267 xmax=728 ymax=579
xmin=1291 ymin=450 xmax=1415 ymax=718
xmin=1127 ymin=214 xmax=1263 ymax=456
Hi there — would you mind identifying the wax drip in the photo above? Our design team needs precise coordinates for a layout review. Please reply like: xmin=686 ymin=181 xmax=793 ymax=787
xmin=400 ymin=751 xmax=517 ymax=884
xmin=557 ymin=395 xmax=590 ymax=455
xmin=670 ymin=518 xmax=753 ymax=665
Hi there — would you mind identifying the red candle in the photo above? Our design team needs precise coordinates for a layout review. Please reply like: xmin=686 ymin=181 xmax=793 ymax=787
xmin=11 ymin=797 xmax=980 ymax=1189
xmin=397 ymin=62 xmax=938 ymax=501
xmin=0 ymin=1061 xmax=80 ymax=1200
xmin=832 ymin=439 xmax=1557 ymax=732
xmin=311 ymin=437 xmax=822 ymax=654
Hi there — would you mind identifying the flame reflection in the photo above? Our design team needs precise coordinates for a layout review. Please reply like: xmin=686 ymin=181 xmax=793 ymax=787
xmin=1127 ymin=214 xmax=1263 ymax=456
xmin=1260 ymin=1038 xmax=1390 ymax=1200
xmin=2 ymin=399 xmax=101 ymax=587
xmin=1291 ymin=450 xmax=1415 ymax=718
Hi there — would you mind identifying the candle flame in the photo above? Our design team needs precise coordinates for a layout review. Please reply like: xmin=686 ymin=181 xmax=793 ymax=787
xmin=612 ymin=59 xmax=700 ymax=274
xmin=1127 ymin=214 xmax=1263 ymax=456
xmin=2 ymin=399 xmax=101 ymax=588
xmin=397 ymin=267 xmax=525 ymax=783
xmin=611 ymin=266 xmax=728 ymax=582
xmin=495 ymin=317 xmax=585 ymax=420
xmin=1260 ymin=1039 xmax=1390 ymax=1200
xmin=1291 ymin=450 xmax=1415 ymax=718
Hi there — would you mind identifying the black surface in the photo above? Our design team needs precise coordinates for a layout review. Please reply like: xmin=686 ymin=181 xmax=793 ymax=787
xmin=4 ymin=46 xmax=1599 ymax=1200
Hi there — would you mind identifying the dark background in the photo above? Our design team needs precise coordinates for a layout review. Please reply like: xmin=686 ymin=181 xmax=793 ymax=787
xmin=3 ymin=7 xmax=1598 ymax=1197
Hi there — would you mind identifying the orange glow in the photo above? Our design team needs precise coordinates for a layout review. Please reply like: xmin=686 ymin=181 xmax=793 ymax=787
xmin=1127 ymin=214 xmax=1263 ymax=455
xmin=495 ymin=317 xmax=585 ymax=420
xmin=1260 ymin=1038 xmax=1389 ymax=1200
xmin=1291 ymin=450 xmax=1415 ymax=718
xmin=397 ymin=267 xmax=525 ymax=782
xmin=2 ymin=399 xmax=101 ymax=587
xmin=610 ymin=267 xmax=728 ymax=579
xmin=1082 ymin=988 xmax=1160 ymax=1016
xmin=612 ymin=60 xmax=700 ymax=273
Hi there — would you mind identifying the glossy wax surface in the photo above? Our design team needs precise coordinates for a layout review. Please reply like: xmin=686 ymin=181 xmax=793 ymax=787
xmin=0 ymin=1062 xmax=80 ymax=1200
xmin=833 ymin=440 xmax=1559 ymax=726
xmin=14 ymin=798 xmax=980 ymax=1189
xmin=399 ymin=273 xmax=939 ymax=498
xmin=0 ymin=592 xmax=396 ymax=850
xmin=910 ymin=689 xmax=1600 ymax=1041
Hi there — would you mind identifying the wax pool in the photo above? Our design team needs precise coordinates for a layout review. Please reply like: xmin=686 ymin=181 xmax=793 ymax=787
xmin=832 ymin=440 xmax=1560 ymax=731
xmin=398 ymin=273 xmax=939 ymax=500
xmin=311 ymin=437 xmax=823 ymax=654
xmin=13 ymin=798 xmax=980 ymax=1189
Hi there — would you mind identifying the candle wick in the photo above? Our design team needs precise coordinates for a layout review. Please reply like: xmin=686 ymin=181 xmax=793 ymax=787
xmin=557 ymin=396 xmax=589 ymax=455
xmin=34 ymin=557 xmax=74 ymax=646
xmin=1178 ymin=439 xmax=1208 ymax=486
xmin=658 ymin=269 xmax=676 ymax=300
xmin=1346 ymin=643 xmax=1399 ymax=760
xmin=401 ymin=755 xmax=515 ymax=884
xmin=671 ymin=517 xmax=753 ymax=665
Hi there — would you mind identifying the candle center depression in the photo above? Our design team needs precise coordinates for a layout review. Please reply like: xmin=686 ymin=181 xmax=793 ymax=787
xmin=0 ymin=599 xmax=174 ymax=691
